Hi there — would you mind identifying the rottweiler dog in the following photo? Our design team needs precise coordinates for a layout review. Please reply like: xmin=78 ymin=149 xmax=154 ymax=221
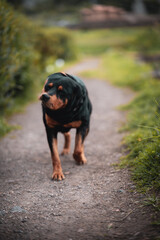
xmin=39 ymin=72 xmax=92 ymax=181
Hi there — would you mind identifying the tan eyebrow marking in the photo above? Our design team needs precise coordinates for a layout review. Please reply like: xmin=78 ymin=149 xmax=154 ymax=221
xmin=48 ymin=83 xmax=53 ymax=87
xmin=58 ymin=85 xmax=63 ymax=91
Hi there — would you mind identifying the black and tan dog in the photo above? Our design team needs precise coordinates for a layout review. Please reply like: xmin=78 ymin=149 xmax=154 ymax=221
xmin=39 ymin=72 xmax=92 ymax=180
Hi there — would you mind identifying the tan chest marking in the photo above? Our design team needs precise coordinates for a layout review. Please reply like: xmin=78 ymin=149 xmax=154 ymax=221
xmin=45 ymin=114 xmax=82 ymax=129
xmin=45 ymin=114 xmax=60 ymax=128
xmin=63 ymin=121 xmax=82 ymax=128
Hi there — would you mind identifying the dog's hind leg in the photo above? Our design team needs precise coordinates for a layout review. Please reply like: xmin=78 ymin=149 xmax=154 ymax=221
xmin=61 ymin=132 xmax=71 ymax=155
xmin=73 ymin=128 xmax=88 ymax=165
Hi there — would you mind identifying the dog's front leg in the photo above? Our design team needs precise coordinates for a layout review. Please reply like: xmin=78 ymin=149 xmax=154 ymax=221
xmin=46 ymin=128 xmax=65 ymax=181
xmin=73 ymin=127 xmax=89 ymax=165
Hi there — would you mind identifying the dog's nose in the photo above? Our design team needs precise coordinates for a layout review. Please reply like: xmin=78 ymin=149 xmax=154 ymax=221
xmin=42 ymin=94 xmax=50 ymax=102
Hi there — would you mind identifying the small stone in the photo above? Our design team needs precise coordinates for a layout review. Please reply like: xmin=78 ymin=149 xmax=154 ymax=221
xmin=11 ymin=206 xmax=26 ymax=213
xmin=115 ymin=209 xmax=120 ymax=212
xmin=51 ymin=213 xmax=62 ymax=216
xmin=50 ymin=194 xmax=54 ymax=197
xmin=13 ymin=229 xmax=23 ymax=233
xmin=77 ymin=228 xmax=84 ymax=233
xmin=0 ymin=210 xmax=6 ymax=216
xmin=21 ymin=219 xmax=27 ymax=223
xmin=134 ymin=232 xmax=141 ymax=236
xmin=117 ymin=189 xmax=125 ymax=193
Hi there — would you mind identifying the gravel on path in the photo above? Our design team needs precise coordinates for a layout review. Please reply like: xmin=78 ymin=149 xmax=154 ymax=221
xmin=0 ymin=59 xmax=159 ymax=240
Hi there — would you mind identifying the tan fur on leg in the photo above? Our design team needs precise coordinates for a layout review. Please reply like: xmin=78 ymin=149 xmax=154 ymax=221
xmin=73 ymin=133 xmax=87 ymax=165
xmin=61 ymin=132 xmax=71 ymax=155
xmin=51 ymin=138 xmax=65 ymax=180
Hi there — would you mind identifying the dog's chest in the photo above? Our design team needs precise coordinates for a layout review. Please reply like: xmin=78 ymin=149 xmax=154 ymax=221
xmin=45 ymin=113 xmax=82 ymax=129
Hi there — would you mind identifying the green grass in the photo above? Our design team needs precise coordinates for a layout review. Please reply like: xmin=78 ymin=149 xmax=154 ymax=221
xmin=80 ymin=51 xmax=151 ymax=89
xmin=81 ymin=50 xmax=160 ymax=193
xmin=74 ymin=26 xmax=160 ymax=206
xmin=0 ymin=118 xmax=16 ymax=137
xmin=75 ymin=26 xmax=160 ymax=57
xmin=0 ymin=1 xmax=77 ymax=137
xmin=0 ymin=72 xmax=42 ymax=137
xmin=1 ymin=10 xmax=160 ymax=205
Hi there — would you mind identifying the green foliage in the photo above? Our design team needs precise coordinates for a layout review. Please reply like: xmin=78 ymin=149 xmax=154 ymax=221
xmin=75 ymin=26 xmax=160 ymax=58
xmin=9 ymin=0 xmax=160 ymax=14
xmin=0 ymin=1 xmax=76 ymax=137
xmin=121 ymin=96 xmax=160 ymax=192
xmin=0 ymin=0 xmax=39 ymax=136
xmin=75 ymin=28 xmax=140 ymax=56
xmin=79 ymin=41 xmax=160 ymax=195
xmin=0 ymin=118 xmax=15 ymax=137
xmin=34 ymin=27 xmax=76 ymax=67
xmin=131 ymin=26 xmax=160 ymax=54
xmin=144 ymin=195 xmax=160 ymax=212
xmin=0 ymin=0 xmax=35 ymax=112
xmin=122 ymin=133 xmax=160 ymax=189
xmin=101 ymin=51 xmax=152 ymax=91
xmin=75 ymin=25 xmax=160 ymax=208
xmin=100 ymin=51 xmax=160 ymax=192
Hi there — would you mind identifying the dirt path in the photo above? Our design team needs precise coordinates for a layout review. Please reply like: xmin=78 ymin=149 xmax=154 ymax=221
xmin=0 ymin=59 xmax=159 ymax=240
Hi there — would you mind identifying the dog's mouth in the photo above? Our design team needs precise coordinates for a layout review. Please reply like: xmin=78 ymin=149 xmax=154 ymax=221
xmin=42 ymin=101 xmax=54 ymax=109
xmin=42 ymin=99 xmax=68 ymax=111
xmin=39 ymin=93 xmax=54 ymax=109
xmin=39 ymin=93 xmax=68 ymax=110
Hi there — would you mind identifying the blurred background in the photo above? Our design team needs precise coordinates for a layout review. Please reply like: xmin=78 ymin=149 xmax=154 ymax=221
xmin=0 ymin=0 xmax=160 ymax=134
xmin=0 ymin=0 xmax=160 ymax=206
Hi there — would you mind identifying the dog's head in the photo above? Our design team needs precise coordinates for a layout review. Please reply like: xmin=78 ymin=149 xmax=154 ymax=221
xmin=39 ymin=72 xmax=84 ymax=111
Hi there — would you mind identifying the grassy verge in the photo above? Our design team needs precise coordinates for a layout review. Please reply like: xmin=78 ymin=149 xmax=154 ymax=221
xmin=0 ymin=1 xmax=77 ymax=137
xmin=0 ymin=87 xmax=39 ymax=138
xmin=75 ymin=27 xmax=160 ymax=208
xmin=81 ymin=50 xmax=160 ymax=196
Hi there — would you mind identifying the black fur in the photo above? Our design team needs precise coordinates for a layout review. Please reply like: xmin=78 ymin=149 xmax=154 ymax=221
xmin=42 ymin=72 xmax=92 ymax=143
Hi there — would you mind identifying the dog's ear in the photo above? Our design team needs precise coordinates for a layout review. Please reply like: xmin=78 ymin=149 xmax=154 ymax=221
xmin=73 ymin=83 xmax=86 ymax=106
xmin=73 ymin=83 xmax=83 ymax=97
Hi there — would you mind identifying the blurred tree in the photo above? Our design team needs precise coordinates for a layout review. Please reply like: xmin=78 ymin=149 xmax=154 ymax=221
xmin=132 ymin=0 xmax=147 ymax=15
xmin=6 ymin=0 xmax=160 ymax=14
xmin=7 ymin=0 xmax=23 ymax=9
xmin=144 ymin=0 xmax=160 ymax=14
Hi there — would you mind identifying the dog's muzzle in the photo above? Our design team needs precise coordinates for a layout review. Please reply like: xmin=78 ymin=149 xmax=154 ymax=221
xmin=40 ymin=93 xmax=50 ymax=102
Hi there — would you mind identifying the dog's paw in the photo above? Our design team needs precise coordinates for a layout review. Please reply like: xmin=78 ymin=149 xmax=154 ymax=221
xmin=61 ymin=148 xmax=70 ymax=156
xmin=73 ymin=152 xmax=87 ymax=165
xmin=52 ymin=171 xmax=65 ymax=181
